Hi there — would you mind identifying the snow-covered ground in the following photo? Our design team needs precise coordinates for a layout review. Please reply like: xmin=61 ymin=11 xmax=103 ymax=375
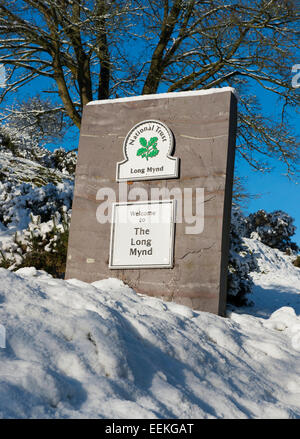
xmin=0 ymin=239 xmax=299 ymax=419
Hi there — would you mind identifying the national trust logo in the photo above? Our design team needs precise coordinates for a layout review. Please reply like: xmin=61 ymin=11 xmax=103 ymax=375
xmin=116 ymin=120 xmax=179 ymax=181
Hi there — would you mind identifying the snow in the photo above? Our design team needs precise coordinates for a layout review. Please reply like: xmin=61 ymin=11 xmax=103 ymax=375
xmin=87 ymin=87 xmax=237 ymax=106
xmin=238 ymin=238 xmax=300 ymax=318
xmin=0 ymin=239 xmax=300 ymax=419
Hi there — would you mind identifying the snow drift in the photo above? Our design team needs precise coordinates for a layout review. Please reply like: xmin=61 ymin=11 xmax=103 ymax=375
xmin=0 ymin=239 xmax=300 ymax=419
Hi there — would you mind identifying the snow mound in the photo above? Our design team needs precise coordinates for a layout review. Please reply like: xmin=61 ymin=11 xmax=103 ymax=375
xmin=244 ymin=238 xmax=299 ymax=276
xmin=0 ymin=267 xmax=300 ymax=419
xmin=242 ymin=238 xmax=300 ymax=318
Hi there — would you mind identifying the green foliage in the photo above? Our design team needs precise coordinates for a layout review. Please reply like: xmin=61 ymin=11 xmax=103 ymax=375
xmin=227 ymin=208 xmax=258 ymax=307
xmin=292 ymin=256 xmax=300 ymax=269
xmin=50 ymin=148 xmax=77 ymax=175
xmin=0 ymin=127 xmax=19 ymax=155
xmin=137 ymin=137 xmax=159 ymax=160
xmin=0 ymin=249 xmax=15 ymax=269
xmin=247 ymin=210 xmax=299 ymax=253
xmin=16 ymin=229 xmax=69 ymax=278
xmin=139 ymin=137 xmax=147 ymax=148
xmin=0 ymin=211 xmax=70 ymax=278
xmin=15 ymin=213 xmax=69 ymax=278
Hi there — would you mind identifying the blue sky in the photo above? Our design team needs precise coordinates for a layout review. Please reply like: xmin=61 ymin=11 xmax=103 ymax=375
xmin=237 ymin=156 xmax=300 ymax=247
xmin=235 ymin=83 xmax=300 ymax=247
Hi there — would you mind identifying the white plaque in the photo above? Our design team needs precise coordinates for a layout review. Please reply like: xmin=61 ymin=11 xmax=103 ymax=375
xmin=116 ymin=120 xmax=179 ymax=181
xmin=109 ymin=200 xmax=175 ymax=269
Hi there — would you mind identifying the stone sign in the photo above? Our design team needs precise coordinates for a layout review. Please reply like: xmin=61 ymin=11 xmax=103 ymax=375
xmin=65 ymin=88 xmax=237 ymax=316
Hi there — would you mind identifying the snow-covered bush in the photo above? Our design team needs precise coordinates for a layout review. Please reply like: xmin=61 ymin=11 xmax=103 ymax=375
xmin=0 ymin=191 xmax=72 ymax=277
xmin=247 ymin=210 xmax=299 ymax=253
xmin=48 ymin=148 xmax=77 ymax=175
xmin=0 ymin=125 xmax=75 ymax=277
xmin=227 ymin=207 xmax=259 ymax=306
xmin=1 ymin=96 xmax=68 ymax=144
xmin=0 ymin=123 xmax=50 ymax=165
xmin=0 ymin=98 xmax=78 ymax=277
xmin=0 ymin=180 xmax=73 ymax=228
xmin=293 ymin=256 xmax=300 ymax=268
xmin=0 ymin=124 xmax=77 ymax=176
xmin=0 ymin=170 xmax=73 ymax=277
xmin=13 ymin=210 xmax=70 ymax=278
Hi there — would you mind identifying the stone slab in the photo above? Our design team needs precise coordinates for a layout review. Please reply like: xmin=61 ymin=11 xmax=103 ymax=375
xmin=65 ymin=89 xmax=237 ymax=316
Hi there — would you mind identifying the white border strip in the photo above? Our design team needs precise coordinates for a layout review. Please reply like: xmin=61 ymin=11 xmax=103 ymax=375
xmin=87 ymin=87 xmax=237 ymax=106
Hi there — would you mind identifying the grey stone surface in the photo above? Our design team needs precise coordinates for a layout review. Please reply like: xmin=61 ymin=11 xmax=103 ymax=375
xmin=65 ymin=89 xmax=237 ymax=316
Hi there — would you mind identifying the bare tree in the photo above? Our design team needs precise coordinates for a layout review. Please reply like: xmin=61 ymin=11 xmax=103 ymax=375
xmin=0 ymin=0 xmax=299 ymax=175
xmin=1 ymin=95 xmax=68 ymax=144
